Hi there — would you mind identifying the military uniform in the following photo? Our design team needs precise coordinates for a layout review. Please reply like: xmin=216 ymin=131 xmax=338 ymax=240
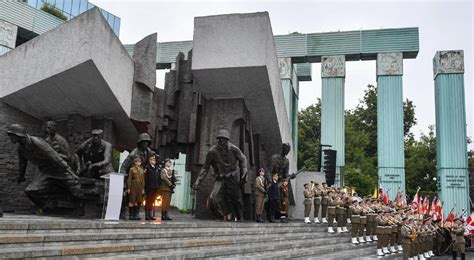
xmin=321 ymin=187 xmax=329 ymax=223
xmin=312 ymin=184 xmax=322 ymax=223
xmin=75 ymin=134 xmax=114 ymax=178
xmin=303 ymin=186 xmax=313 ymax=223
xmin=401 ymin=222 xmax=413 ymax=260
xmin=255 ymin=174 xmax=266 ymax=222
xmin=335 ymin=196 xmax=346 ymax=233
xmin=160 ymin=165 xmax=175 ymax=220
xmin=127 ymin=164 xmax=144 ymax=220
xmin=327 ymin=195 xmax=336 ymax=233
xmin=279 ymin=183 xmax=289 ymax=223
xmin=350 ymin=202 xmax=362 ymax=244
xmin=451 ymin=224 xmax=466 ymax=260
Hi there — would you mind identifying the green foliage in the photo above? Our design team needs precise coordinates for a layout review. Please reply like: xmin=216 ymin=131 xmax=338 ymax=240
xmin=179 ymin=208 xmax=193 ymax=214
xmin=297 ymin=100 xmax=321 ymax=171
xmin=405 ymin=126 xmax=437 ymax=198
xmin=41 ymin=3 xmax=68 ymax=21
xmin=112 ymin=149 xmax=121 ymax=172
xmin=298 ymin=84 xmax=418 ymax=196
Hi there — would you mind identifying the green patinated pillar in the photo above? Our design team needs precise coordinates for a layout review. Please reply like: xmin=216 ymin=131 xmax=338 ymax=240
xmin=433 ymin=50 xmax=469 ymax=215
xmin=321 ymin=55 xmax=345 ymax=187
xmin=377 ymin=53 xmax=405 ymax=200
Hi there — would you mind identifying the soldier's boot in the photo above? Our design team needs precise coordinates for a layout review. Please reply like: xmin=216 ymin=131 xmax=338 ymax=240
xmin=366 ymin=235 xmax=373 ymax=242
xmin=304 ymin=217 xmax=311 ymax=224
xmin=408 ymin=257 xmax=414 ymax=260
xmin=145 ymin=210 xmax=151 ymax=220
xmin=336 ymin=227 xmax=343 ymax=233
xmin=149 ymin=210 xmax=156 ymax=220
xmin=342 ymin=226 xmax=349 ymax=232
xmin=347 ymin=218 xmax=351 ymax=224
xmin=322 ymin=218 xmax=328 ymax=223
xmin=259 ymin=215 xmax=265 ymax=223
xmin=328 ymin=226 xmax=335 ymax=233
xmin=418 ymin=254 xmax=425 ymax=260
xmin=423 ymin=252 xmax=430 ymax=258
xmin=128 ymin=207 xmax=134 ymax=220
xmin=397 ymin=245 xmax=403 ymax=251
xmin=382 ymin=247 xmax=390 ymax=255
xmin=314 ymin=218 xmax=320 ymax=223
xmin=413 ymin=255 xmax=418 ymax=260
xmin=256 ymin=215 xmax=261 ymax=222
xmin=164 ymin=211 xmax=172 ymax=221
xmin=377 ymin=248 xmax=384 ymax=256
xmin=358 ymin=236 xmax=366 ymax=243
xmin=428 ymin=251 xmax=434 ymax=257
xmin=460 ymin=253 xmax=465 ymax=260
xmin=133 ymin=206 xmax=141 ymax=220
xmin=373 ymin=235 xmax=378 ymax=241
xmin=352 ymin=237 xmax=359 ymax=244
xmin=390 ymin=246 xmax=397 ymax=253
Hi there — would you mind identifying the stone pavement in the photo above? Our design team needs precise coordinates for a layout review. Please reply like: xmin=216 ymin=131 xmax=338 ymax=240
xmin=0 ymin=210 xmax=472 ymax=259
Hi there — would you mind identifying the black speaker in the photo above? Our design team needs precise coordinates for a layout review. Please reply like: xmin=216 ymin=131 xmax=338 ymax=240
xmin=322 ymin=149 xmax=336 ymax=186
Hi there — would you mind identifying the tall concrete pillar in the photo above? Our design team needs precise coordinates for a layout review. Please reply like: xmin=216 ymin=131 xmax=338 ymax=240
xmin=376 ymin=53 xmax=405 ymax=199
xmin=0 ymin=19 xmax=18 ymax=55
xmin=320 ymin=55 xmax=345 ymax=187
xmin=433 ymin=50 xmax=469 ymax=215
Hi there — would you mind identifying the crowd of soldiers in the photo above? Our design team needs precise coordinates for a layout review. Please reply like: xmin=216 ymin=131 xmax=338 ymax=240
xmin=303 ymin=183 xmax=468 ymax=260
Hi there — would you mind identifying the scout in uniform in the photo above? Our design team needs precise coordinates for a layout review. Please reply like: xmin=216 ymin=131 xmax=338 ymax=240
xmin=279 ymin=179 xmax=290 ymax=223
xmin=327 ymin=192 xmax=337 ymax=233
xmin=267 ymin=173 xmax=280 ymax=223
xmin=320 ymin=183 xmax=329 ymax=223
xmin=303 ymin=183 xmax=313 ymax=223
xmin=127 ymin=157 xmax=145 ymax=220
xmin=312 ymin=182 xmax=322 ymax=223
xmin=255 ymin=168 xmax=267 ymax=223
xmin=160 ymin=158 xmax=175 ymax=221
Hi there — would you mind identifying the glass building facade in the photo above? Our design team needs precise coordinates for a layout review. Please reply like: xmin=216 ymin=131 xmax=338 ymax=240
xmin=25 ymin=0 xmax=120 ymax=36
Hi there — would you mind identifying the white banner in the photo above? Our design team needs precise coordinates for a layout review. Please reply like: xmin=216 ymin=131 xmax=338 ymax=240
xmin=104 ymin=173 xmax=124 ymax=221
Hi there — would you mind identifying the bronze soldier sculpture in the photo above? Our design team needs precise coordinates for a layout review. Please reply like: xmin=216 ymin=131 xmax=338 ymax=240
xmin=119 ymin=133 xmax=153 ymax=174
xmin=44 ymin=121 xmax=69 ymax=161
xmin=193 ymin=129 xmax=248 ymax=221
xmin=7 ymin=123 xmax=85 ymax=213
xmin=75 ymin=129 xmax=114 ymax=178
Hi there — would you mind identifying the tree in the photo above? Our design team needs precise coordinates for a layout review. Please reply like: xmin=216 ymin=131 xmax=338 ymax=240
xmin=297 ymin=100 xmax=321 ymax=171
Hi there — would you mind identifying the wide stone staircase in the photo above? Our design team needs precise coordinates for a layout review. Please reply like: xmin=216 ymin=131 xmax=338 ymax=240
xmin=0 ymin=213 xmax=404 ymax=259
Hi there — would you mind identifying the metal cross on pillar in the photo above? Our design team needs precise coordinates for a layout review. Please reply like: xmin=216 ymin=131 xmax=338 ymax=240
xmin=433 ymin=50 xmax=469 ymax=215
xmin=320 ymin=55 xmax=345 ymax=187
xmin=376 ymin=52 xmax=405 ymax=199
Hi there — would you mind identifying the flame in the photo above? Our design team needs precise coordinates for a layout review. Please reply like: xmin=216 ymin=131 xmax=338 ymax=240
xmin=142 ymin=196 xmax=163 ymax=207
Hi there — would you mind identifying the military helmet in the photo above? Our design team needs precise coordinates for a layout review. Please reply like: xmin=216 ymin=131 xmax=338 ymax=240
xmin=216 ymin=129 xmax=230 ymax=140
xmin=7 ymin=124 xmax=26 ymax=137
xmin=91 ymin=129 xmax=103 ymax=135
xmin=137 ymin=133 xmax=152 ymax=144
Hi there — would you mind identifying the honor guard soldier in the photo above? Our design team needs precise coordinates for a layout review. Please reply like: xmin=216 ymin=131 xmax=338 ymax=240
xmin=255 ymin=168 xmax=267 ymax=223
xmin=327 ymin=191 xmax=337 ymax=233
xmin=312 ymin=182 xmax=322 ymax=223
xmin=303 ymin=183 xmax=313 ymax=224
xmin=401 ymin=217 xmax=413 ymax=260
xmin=350 ymin=200 xmax=362 ymax=244
xmin=335 ymin=195 xmax=346 ymax=233
xmin=451 ymin=218 xmax=466 ymax=260
xmin=160 ymin=159 xmax=175 ymax=221
xmin=127 ymin=157 xmax=145 ymax=220
xmin=321 ymin=183 xmax=329 ymax=223
xmin=144 ymin=153 xmax=161 ymax=220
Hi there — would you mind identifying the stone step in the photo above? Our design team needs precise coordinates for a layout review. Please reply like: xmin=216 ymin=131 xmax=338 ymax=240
xmin=0 ymin=233 xmax=351 ymax=259
xmin=78 ymin=236 xmax=361 ymax=260
xmin=208 ymin=238 xmax=377 ymax=259
xmin=0 ymin=229 xmax=347 ymax=248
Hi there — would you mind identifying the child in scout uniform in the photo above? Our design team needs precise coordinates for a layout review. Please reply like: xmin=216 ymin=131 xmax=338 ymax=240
xmin=267 ymin=173 xmax=280 ymax=223
xmin=127 ymin=157 xmax=145 ymax=220
xmin=255 ymin=168 xmax=267 ymax=223
xmin=279 ymin=179 xmax=290 ymax=223
xmin=160 ymin=158 xmax=175 ymax=221
xmin=144 ymin=153 xmax=161 ymax=220
xmin=303 ymin=183 xmax=313 ymax=223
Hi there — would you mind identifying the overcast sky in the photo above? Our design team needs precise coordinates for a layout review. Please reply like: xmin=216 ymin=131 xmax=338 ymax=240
xmin=93 ymin=0 xmax=473 ymax=146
